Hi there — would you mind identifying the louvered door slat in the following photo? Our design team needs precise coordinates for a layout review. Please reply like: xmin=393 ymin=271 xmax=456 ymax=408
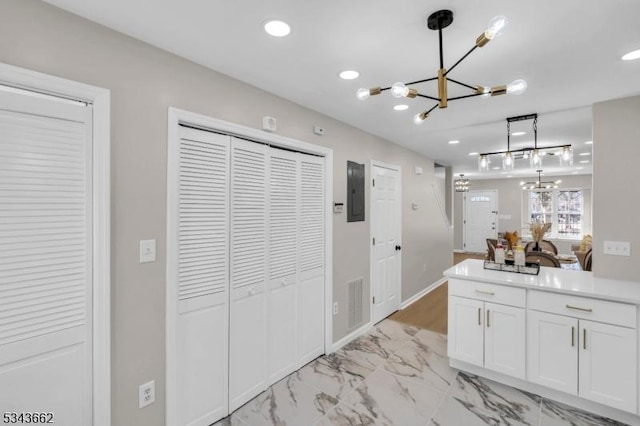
xmin=0 ymin=94 xmax=89 ymax=347
xmin=269 ymin=151 xmax=298 ymax=279
xmin=177 ymin=127 xmax=229 ymax=301
xmin=300 ymin=159 xmax=325 ymax=273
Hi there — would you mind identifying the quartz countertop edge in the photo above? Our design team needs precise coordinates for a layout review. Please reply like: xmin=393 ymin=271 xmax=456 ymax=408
xmin=444 ymin=259 xmax=640 ymax=305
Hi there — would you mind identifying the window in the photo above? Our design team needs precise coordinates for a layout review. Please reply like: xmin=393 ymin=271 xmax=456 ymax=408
xmin=527 ymin=189 xmax=583 ymax=239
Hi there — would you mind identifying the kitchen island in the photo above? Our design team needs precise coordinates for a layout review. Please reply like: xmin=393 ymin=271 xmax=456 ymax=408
xmin=444 ymin=259 xmax=640 ymax=425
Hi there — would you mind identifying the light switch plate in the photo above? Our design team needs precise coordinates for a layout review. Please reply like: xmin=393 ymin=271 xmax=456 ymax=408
xmin=140 ymin=239 xmax=156 ymax=263
xmin=603 ymin=240 xmax=631 ymax=256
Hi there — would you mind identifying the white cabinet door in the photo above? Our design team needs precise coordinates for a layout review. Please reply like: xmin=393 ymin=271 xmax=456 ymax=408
xmin=229 ymin=138 xmax=268 ymax=411
xmin=484 ymin=302 xmax=525 ymax=379
xmin=579 ymin=320 xmax=637 ymax=413
xmin=527 ymin=310 xmax=578 ymax=395
xmin=448 ymin=296 xmax=484 ymax=367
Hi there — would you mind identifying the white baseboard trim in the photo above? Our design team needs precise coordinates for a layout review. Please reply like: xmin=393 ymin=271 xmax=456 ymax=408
xmin=329 ymin=322 xmax=373 ymax=354
xmin=453 ymin=249 xmax=465 ymax=253
xmin=400 ymin=277 xmax=447 ymax=310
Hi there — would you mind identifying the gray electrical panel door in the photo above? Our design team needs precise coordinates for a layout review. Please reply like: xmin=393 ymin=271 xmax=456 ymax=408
xmin=347 ymin=161 xmax=365 ymax=222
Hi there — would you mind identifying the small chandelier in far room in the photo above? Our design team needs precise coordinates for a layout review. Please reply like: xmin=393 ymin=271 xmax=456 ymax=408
xmin=455 ymin=174 xmax=470 ymax=192
xmin=520 ymin=170 xmax=561 ymax=190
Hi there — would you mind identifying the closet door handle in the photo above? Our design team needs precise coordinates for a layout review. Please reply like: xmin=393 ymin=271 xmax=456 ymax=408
xmin=478 ymin=307 xmax=482 ymax=326
xmin=248 ymin=287 xmax=256 ymax=296
xmin=583 ymin=328 xmax=587 ymax=350
xmin=486 ymin=310 xmax=490 ymax=328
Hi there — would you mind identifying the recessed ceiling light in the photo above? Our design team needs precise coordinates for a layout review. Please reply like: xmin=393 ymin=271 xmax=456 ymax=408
xmin=468 ymin=152 xmax=479 ymax=156
xmin=585 ymin=140 xmax=593 ymax=145
xmin=264 ymin=20 xmax=291 ymax=37
xmin=622 ymin=49 xmax=640 ymax=61
xmin=511 ymin=131 xmax=526 ymax=136
xmin=393 ymin=104 xmax=409 ymax=111
xmin=579 ymin=152 xmax=591 ymax=156
xmin=492 ymin=166 xmax=500 ymax=170
xmin=448 ymin=140 xmax=460 ymax=144
xmin=579 ymin=160 xmax=590 ymax=164
xmin=339 ymin=70 xmax=359 ymax=80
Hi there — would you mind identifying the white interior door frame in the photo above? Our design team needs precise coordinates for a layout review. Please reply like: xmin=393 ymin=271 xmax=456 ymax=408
xmin=166 ymin=108 xmax=333 ymax=426
xmin=0 ymin=62 xmax=111 ymax=426
xmin=369 ymin=160 xmax=402 ymax=324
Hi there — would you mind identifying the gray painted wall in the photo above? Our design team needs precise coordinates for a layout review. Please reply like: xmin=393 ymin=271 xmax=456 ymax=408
xmin=0 ymin=1 xmax=452 ymax=425
xmin=593 ymin=95 xmax=640 ymax=281
xmin=453 ymin=175 xmax=593 ymax=252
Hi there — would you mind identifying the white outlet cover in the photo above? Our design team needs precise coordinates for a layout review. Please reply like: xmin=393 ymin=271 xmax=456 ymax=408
xmin=139 ymin=380 xmax=155 ymax=408
xmin=139 ymin=239 xmax=156 ymax=263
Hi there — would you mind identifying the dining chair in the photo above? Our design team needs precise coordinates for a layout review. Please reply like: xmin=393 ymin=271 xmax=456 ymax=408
xmin=524 ymin=239 xmax=558 ymax=255
xmin=526 ymin=251 xmax=561 ymax=268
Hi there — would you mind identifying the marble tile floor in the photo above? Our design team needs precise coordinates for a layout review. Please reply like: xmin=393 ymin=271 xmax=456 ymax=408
xmin=213 ymin=319 xmax=630 ymax=426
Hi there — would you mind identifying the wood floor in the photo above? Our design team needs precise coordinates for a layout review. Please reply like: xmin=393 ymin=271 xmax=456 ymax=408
xmin=389 ymin=251 xmax=485 ymax=334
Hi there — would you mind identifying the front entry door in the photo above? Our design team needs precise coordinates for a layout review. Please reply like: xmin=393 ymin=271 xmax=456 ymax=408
xmin=464 ymin=190 xmax=498 ymax=253
xmin=371 ymin=163 xmax=401 ymax=324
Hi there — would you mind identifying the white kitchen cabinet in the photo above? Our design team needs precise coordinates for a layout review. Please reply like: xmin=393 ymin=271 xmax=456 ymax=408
xmin=527 ymin=310 xmax=578 ymax=394
xmin=528 ymin=290 xmax=638 ymax=413
xmin=448 ymin=280 xmax=525 ymax=379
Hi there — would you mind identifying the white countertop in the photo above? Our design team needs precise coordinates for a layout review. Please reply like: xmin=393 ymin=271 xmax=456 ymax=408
xmin=444 ymin=259 xmax=640 ymax=305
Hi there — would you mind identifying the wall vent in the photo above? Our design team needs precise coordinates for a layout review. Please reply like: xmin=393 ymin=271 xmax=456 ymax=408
xmin=347 ymin=277 xmax=364 ymax=330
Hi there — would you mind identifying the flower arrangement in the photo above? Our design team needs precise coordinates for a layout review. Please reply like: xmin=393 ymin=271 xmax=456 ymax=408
xmin=530 ymin=222 xmax=552 ymax=243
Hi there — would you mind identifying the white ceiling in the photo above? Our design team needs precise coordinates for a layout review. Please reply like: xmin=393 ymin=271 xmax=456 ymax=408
xmin=43 ymin=0 xmax=640 ymax=179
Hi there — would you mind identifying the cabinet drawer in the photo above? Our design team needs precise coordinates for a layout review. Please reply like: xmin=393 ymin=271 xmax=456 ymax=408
xmin=528 ymin=290 xmax=637 ymax=328
xmin=449 ymin=278 xmax=525 ymax=308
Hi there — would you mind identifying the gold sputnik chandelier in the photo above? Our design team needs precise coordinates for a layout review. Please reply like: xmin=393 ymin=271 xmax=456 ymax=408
xmin=356 ymin=10 xmax=527 ymax=124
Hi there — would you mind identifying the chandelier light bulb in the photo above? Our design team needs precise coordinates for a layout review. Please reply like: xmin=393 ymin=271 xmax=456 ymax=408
xmin=478 ymin=155 xmax=490 ymax=172
xmin=507 ymin=79 xmax=527 ymax=95
xmin=559 ymin=146 xmax=574 ymax=166
xmin=502 ymin=152 xmax=514 ymax=170
xmin=484 ymin=15 xmax=508 ymax=40
xmin=413 ymin=112 xmax=428 ymax=125
xmin=356 ymin=88 xmax=370 ymax=101
xmin=530 ymin=149 xmax=542 ymax=168
xmin=391 ymin=82 xmax=409 ymax=98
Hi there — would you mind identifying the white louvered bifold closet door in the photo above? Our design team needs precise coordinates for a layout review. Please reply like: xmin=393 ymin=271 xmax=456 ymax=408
xmin=297 ymin=155 xmax=325 ymax=364
xmin=0 ymin=90 xmax=93 ymax=425
xmin=266 ymin=148 xmax=299 ymax=383
xmin=229 ymin=137 xmax=268 ymax=412
xmin=174 ymin=126 xmax=229 ymax=426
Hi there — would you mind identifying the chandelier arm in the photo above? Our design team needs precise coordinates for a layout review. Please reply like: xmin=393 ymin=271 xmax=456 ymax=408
xmin=447 ymin=93 xmax=484 ymax=101
xmin=439 ymin=27 xmax=444 ymax=69
xmin=415 ymin=94 xmax=441 ymax=101
xmin=425 ymin=103 xmax=439 ymax=115
xmin=447 ymin=78 xmax=478 ymax=91
xmin=443 ymin=45 xmax=478 ymax=76
xmin=405 ymin=77 xmax=438 ymax=85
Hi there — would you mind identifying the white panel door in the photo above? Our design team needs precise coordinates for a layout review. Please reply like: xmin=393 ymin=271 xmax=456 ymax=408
xmin=267 ymin=148 xmax=299 ymax=383
xmin=0 ymin=90 xmax=92 ymax=425
xmin=464 ymin=190 xmax=498 ymax=253
xmin=447 ymin=296 xmax=484 ymax=367
xmin=229 ymin=137 xmax=268 ymax=412
xmin=579 ymin=320 xmax=637 ymax=413
xmin=484 ymin=302 xmax=525 ymax=379
xmin=175 ymin=126 xmax=229 ymax=426
xmin=371 ymin=164 xmax=400 ymax=324
xmin=527 ymin=310 xmax=578 ymax=395
xmin=297 ymin=155 xmax=325 ymax=364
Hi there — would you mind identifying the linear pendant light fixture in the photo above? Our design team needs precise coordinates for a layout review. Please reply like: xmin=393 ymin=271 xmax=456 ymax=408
xmin=356 ymin=10 xmax=527 ymax=124
xmin=478 ymin=113 xmax=574 ymax=172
